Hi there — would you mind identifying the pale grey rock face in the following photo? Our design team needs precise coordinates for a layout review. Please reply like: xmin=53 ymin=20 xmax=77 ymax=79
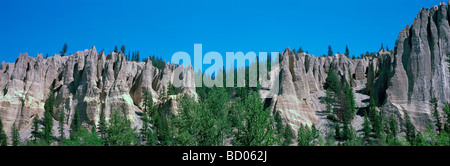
xmin=0 ymin=47 xmax=196 ymax=133
xmin=374 ymin=3 xmax=450 ymax=131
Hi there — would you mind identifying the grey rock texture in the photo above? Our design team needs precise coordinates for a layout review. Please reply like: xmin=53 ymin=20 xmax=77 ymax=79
xmin=0 ymin=47 xmax=196 ymax=134
xmin=266 ymin=47 xmax=374 ymax=135
xmin=373 ymin=2 xmax=450 ymax=131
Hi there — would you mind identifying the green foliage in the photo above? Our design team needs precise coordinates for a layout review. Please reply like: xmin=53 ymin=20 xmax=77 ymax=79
xmin=31 ymin=114 xmax=40 ymax=143
xmin=61 ymin=127 xmax=102 ymax=146
xmin=120 ymin=45 xmax=126 ymax=54
xmin=98 ymin=109 xmax=107 ymax=145
xmin=70 ymin=109 xmax=81 ymax=140
xmin=58 ymin=110 xmax=65 ymax=141
xmin=0 ymin=116 xmax=7 ymax=146
xmin=404 ymin=112 xmax=416 ymax=144
xmin=140 ymin=112 xmax=150 ymax=145
xmin=297 ymin=47 xmax=304 ymax=54
xmin=146 ymin=54 xmax=165 ymax=70
xmin=11 ymin=122 xmax=20 ymax=146
xmin=233 ymin=92 xmax=276 ymax=146
xmin=345 ymin=45 xmax=349 ymax=57
xmin=362 ymin=115 xmax=371 ymax=140
xmin=444 ymin=102 xmax=450 ymax=132
xmin=325 ymin=69 xmax=340 ymax=92
xmin=297 ymin=124 xmax=320 ymax=146
xmin=43 ymin=87 xmax=55 ymax=145
xmin=114 ymin=45 xmax=118 ymax=53
xmin=328 ymin=45 xmax=333 ymax=56
xmin=334 ymin=122 xmax=341 ymax=140
xmin=274 ymin=111 xmax=284 ymax=136
xmin=430 ymin=97 xmax=442 ymax=133
xmin=60 ymin=43 xmax=68 ymax=56
xmin=283 ymin=125 xmax=293 ymax=146
xmin=106 ymin=110 xmax=139 ymax=146
xmin=175 ymin=95 xmax=218 ymax=146
xmin=167 ymin=82 xmax=176 ymax=96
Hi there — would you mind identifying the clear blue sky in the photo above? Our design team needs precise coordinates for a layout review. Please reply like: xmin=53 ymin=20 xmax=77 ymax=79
xmin=0 ymin=0 xmax=444 ymax=67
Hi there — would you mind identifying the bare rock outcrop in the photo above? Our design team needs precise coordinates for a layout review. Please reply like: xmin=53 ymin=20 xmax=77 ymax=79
xmin=372 ymin=2 xmax=450 ymax=131
xmin=0 ymin=47 xmax=196 ymax=133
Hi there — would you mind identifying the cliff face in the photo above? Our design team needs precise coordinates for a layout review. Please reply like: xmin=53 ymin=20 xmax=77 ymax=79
xmin=0 ymin=47 xmax=196 ymax=133
xmin=376 ymin=2 xmax=450 ymax=131
xmin=265 ymin=47 xmax=375 ymax=134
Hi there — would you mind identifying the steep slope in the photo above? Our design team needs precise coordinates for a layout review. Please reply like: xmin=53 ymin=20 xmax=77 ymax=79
xmin=374 ymin=2 xmax=450 ymax=131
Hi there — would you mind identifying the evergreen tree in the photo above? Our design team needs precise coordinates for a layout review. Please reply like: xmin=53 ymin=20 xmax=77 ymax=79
xmin=140 ymin=112 xmax=150 ymax=145
xmin=345 ymin=45 xmax=349 ymax=57
xmin=297 ymin=47 xmax=304 ymax=54
xmin=70 ymin=109 xmax=81 ymax=140
xmin=363 ymin=115 xmax=371 ymax=141
xmin=0 ymin=116 xmax=7 ymax=146
xmin=443 ymin=102 xmax=450 ymax=132
xmin=98 ymin=109 xmax=107 ymax=145
xmin=388 ymin=114 xmax=398 ymax=138
xmin=325 ymin=68 xmax=340 ymax=92
xmin=106 ymin=110 xmax=139 ymax=146
xmin=342 ymin=116 xmax=352 ymax=140
xmin=404 ymin=112 xmax=416 ymax=144
xmin=31 ymin=114 xmax=40 ymax=143
xmin=60 ymin=43 xmax=68 ymax=56
xmin=11 ymin=122 xmax=20 ymax=146
xmin=43 ymin=87 xmax=55 ymax=144
xmin=274 ymin=111 xmax=284 ymax=136
xmin=114 ymin=45 xmax=118 ymax=53
xmin=334 ymin=122 xmax=341 ymax=140
xmin=430 ymin=97 xmax=442 ymax=133
xmin=380 ymin=43 xmax=384 ymax=50
xmin=167 ymin=82 xmax=176 ymax=96
xmin=58 ymin=110 xmax=65 ymax=141
xmin=62 ymin=127 xmax=102 ymax=146
xmin=297 ymin=124 xmax=315 ymax=146
xmin=233 ymin=92 xmax=276 ymax=146
xmin=328 ymin=45 xmax=333 ymax=56
xmin=120 ymin=45 xmax=126 ymax=54
xmin=283 ymin=125 xmax=293 ymax=146
xmin=143 ymin=91 xmax=154 ymax=114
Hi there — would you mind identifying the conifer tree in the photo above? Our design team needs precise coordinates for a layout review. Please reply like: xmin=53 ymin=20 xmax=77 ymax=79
xmin=430 ymin=97 xmax=442 ymax=133
xmin=60 ymin=43 xmax=68 ymax=56
xmin=167 ymin=82 xmax=176 ymax=96
xmin=297 ymin=47 xmax=304 ymax=54
xmin=98 ymin=109 xmax=107 ymax=144
xmin=404 ymin=112 xmax=416 ymax=144
xmin=70 ymin=109 xmax=81 ymax=140
xmin=140 ymin=112 xmax=150 ymax=144
xmin=443 ymin=102 xmax=450 ymax=132
xmin=11 ymin=122 xmax=20 ymax=146
xmin=0 ymin=116 xmax=7 ymax=146
xmin=120 ymin=45 xmax=126 ymax=54
xmin=345 ymin=45 xmax=349 ymax=57
xmin=283 ymin=125 xmax=293 ymax=146
xmin=31 ymin=114 xmax=40 ymax=143
xmin=334 ymin=122 xmax=341 ymax=140
xmin=43 ymin=87 xmax=55 ymax=144
xmin=274 ymin=111 xmax=284 ymax=136
xmin=106 ymin=110 xmax=138 ymax=146
xmin=58 ymin=110 xmax=65 ymax=141
xmin=328 ymin=45 xmax=333 ymax=57
xmin=388 ymin=114 xmax=398 ymax=138
xmin=114 ymin=45 xmax=118 ymax=53
xmin=233 ymin=92 xmax=276 ymax=146
xmin=363 ymin=115 xmax=371 ymax=141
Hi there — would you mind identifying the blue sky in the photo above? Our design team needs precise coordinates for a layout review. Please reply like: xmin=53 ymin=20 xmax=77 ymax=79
xmin=0 ymin=0 xmax=444 ymax=69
